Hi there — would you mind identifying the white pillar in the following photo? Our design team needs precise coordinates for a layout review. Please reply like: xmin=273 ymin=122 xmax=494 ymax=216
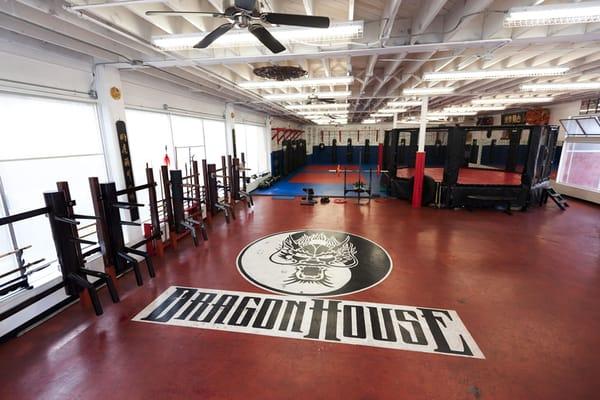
xmin=225 ymin=102 xmax=235 ymax=156
xmin=95 ymin=65 xmax=127 ymax=185
xmin=266 ymin=115 xmax=272 ymax=172
xmin=94 ymin=65 xmax=138 ymax=238
xmin=418 ymin=96 xmax=429 ymax=152
xmin=393 ymin=112 xmax=398 ymax=129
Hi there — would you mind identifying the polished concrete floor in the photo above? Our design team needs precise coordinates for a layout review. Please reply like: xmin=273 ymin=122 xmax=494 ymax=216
xmin=1 ymin=197 xmax=599 ymax=399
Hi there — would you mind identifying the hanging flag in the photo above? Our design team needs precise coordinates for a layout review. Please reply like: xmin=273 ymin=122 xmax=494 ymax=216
xmin=163 ymin=145 xmax=170 ymax=166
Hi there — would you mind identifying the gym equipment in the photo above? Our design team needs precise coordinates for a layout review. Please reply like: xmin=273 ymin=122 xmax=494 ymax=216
xmin=0 ymin=189 xmax=119 ymax=320
xmin=280 ymin=139 xmax=307 ymax=177
xmin=258 ymin=175 xmax=280 ymax=189
xmin=168 ymin=164 xmax=208 ymax=247
xmin=331 ymin=154 xmax=385 ymax=205
xmin=331 ymin=138 xmax=338 ymax=164
xmin=380 ymin=125 xmax=561 ymax=210
xmin=89 ymin=167 xmax=160 ymax=285
xmin=320 ymin=197 xmax=330 ymax=204
xmin=234 ymin=154 xmax=254 ymax=208
xmin=301 ymin=188 xmax=316 ymax=205
xmin=202 ymin=154 xmax=254 ymax=223
xmin=204 ymin=156 xmax=235 ymax=223
xmin=346 ymin=138 xmax=353 ymax=164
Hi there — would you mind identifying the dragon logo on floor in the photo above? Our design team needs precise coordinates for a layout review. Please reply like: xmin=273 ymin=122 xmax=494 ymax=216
xmin=237 ymin=230 xmax=392 ymax=296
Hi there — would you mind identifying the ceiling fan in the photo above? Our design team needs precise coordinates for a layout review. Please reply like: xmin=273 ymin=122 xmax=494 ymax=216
xmin=146 ymin=0 xmax=330 ymax=54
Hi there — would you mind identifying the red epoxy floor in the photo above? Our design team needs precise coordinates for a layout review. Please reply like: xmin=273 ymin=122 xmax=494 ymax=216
xmin=1 ymin=198 xmax=600 ymax=399
xmin=397 ymin=167 xmax=523 ymax=185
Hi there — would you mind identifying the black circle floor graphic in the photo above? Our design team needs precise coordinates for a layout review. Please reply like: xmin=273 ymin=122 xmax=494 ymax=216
xmin=237 ymin=230 xmax=393 ymax=297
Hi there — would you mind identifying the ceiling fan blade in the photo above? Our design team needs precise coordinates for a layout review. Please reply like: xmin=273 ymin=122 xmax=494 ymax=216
xmin=263 ymin=13 xmax=330 ymax=28
xmin=194 ymin=23 xmax=234 ymax=48
xmin=235 ymin=0 xmax=257 ymax=11
xmin=146 ymin=11 xmax=225 ymax=17
xmin=248 ymin=24 xmax=286 ymax=54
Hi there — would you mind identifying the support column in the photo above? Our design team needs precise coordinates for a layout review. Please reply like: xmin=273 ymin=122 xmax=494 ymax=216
xmin=393 ymin=112 xmax=398 ymax=129
xmin=95 ymin=65 xmax=127 ymax=185
xmin=225 ymin=103 xmax=235 ymax=157
xmin=95 ymin=65 xmax=139 ymax=240
xmin=265 ymin=116 xmax=272 ymax=172
xmin=412 ymin=96 xmax=428 ymax=208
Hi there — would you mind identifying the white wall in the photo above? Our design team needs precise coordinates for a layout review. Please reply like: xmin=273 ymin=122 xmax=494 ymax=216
xmin=547 ymin=101 xmax=581 ymax=132
xmin=0 ymin=36 xmax=93 ymax=95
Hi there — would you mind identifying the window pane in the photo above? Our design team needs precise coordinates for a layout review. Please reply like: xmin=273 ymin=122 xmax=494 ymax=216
xmin=171 ymin=115 xmax=205 ymax=147
xmin=204 ymin=119 xmax=227 ymax=166
xmin=171 ymin=115 xmax=205 ymax=170
xmin=0 ymin=93 xmax=103 ymax=160
xmin=0 ymin=94 xmax=106 ymax=292
xmin=558 ymin=142 xmax=600 ymax=191
xmin=125 ymin=109 xmax=174 ymax=225
xmin=235 ymin=124 xmax=268 ymax=175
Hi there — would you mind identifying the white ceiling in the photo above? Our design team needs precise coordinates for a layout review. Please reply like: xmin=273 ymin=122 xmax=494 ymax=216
xmin=2 ymin=0 xmax=600 ymax=123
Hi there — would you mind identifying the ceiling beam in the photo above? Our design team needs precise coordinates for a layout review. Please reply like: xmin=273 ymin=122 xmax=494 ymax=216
xmin=68 ymin=0 xmax=165 ymax=10
xmin=302 ymin=0 xmax=314 ymax=16
xmin=411 ymin=0 xmax=447 ymax=44
xmin=130 ymin=39 xmax=509 ymax=68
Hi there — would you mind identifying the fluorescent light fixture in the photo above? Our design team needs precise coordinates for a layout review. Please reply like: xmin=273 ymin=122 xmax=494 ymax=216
xmin=240 ymin=76 xmax=353 ymax=90
xmin=286 ymin=103 xmax=350 ymax=111
xmin=387 ymin=100 xmax=422 ymax=107
xmin=472 ymin=96 xmax=554 ymax=105
xmin=428 ymin=111 xmax=477 ymax=117
xmin=371 ymin=113 xmax=394 ymax=117
xmin=520 ymin=82 xmax=600 ymax=91
xmin=362 ymin=119 xmax=380 ymax=124
xmin=402 ymin=87 xmax=455 ymax=96
xmin=314 ymin=119 xmax=348 ymax=125
xmin=298 ymin=110 xmax=349 ymax=116
xmin=379 ymin=108 xmax=408 ymax=113
xmin=504 ymin=1 xmax=600 ymax=27
xmin=153 ymin=21 xmax=364 ymax=50
xmin=264 ymin=91 xmax=351 ymax=101
xmin=399 ymin=116 xmax=448 ymax=124
xmin=423 ymin=67 xmax=568 ymax=81
xmin=444 ymin=106 xmax=506 ymax=113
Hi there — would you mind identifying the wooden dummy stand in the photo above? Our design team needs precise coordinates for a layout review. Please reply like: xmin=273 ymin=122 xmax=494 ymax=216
xmin=164 ymin=160 xmax=209 ymax=248
xmin=232 ymin=153 xmax=254 ymax=208
xmin=203 ymin=156 xmax=236 ymax=223
xmin=89 ymin=168 xmax=160 ymax=287
xmin=54 ymin=182 xmax=120 ymax=314
xmin=0 ymin=188 xmax=119 ymax=317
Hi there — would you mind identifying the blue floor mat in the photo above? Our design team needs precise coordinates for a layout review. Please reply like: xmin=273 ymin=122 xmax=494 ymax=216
xmin=252 ymin=166 xmax=388 ymax=198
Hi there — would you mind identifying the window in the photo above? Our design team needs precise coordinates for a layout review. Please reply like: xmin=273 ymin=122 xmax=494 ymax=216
xmin=204 ymin=119 xmax=228 ymax=166
xmin=0 ymin=93 xmax=106 ymax=293
xmin=125 ymin=110 xmax=226 ymax=224
xmin=171 ymin=114 xmax=205 ymax=172
xmin=235 ymin=123 xmax=269 ymax=175
xmin=557 ymin=141 xmax=600 ymax=192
